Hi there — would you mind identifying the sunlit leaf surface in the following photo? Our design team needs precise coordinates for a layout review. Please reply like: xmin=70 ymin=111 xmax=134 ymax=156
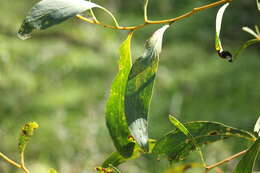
xmin=105 ymin=32 xmax=135 ymax=158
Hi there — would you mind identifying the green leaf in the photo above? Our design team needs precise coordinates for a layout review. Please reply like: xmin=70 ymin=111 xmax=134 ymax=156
xmin=125 ymin=25 xmax=170 ymax=151
xmin=233 ymin=138 xmax=260 ymax=173
xmin=18 ymin=0 xmax=101 ymax=40
xmin=233 ymin=39 xmax=260 ymax=60
xmin=105 ymin=32 xmax=135 ymax=158
xmin=215 ymin=3 xmax=232 ymax=62
xmin=102 ymin=139 xmax=156 ymax=168
xmin=48 ymin=168 xmax=58 ymax=173
xmin=18 ymin=122 xmax=39 ymax=153
xmin=152 ymin=121 xmax=256 ymax=162
xmin=168 ymin=115 xmax=205 ymax=165
xmin=257 ymin=0 xmax=260 ymax=11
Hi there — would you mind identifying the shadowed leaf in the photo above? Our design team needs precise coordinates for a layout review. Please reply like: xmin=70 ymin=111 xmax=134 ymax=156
xmin=125 ymin=25 xmax=170 ymax=151
xmin=233 ymin=138 xmax=260 ymax=173
xmin=152 ymin=121 xmax=256 ymax=162
xmin=105 ymin=32 xmax=135 ymax=158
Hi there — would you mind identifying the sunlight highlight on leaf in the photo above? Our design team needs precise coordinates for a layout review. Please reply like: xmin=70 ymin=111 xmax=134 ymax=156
xmin=254 ymin=116 xmax=260 ymax=136
xmin=105 ymin=32 xmax=135 ymax=158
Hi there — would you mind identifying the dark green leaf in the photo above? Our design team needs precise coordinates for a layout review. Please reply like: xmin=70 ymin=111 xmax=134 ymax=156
xmin=125 ymin=25 xmax=170 ymax=151
xmin=233 ymin=138 xmax=260 ymax=173
xmin=102 ymin=139 xmax=156 ymax=168
xmin=168 ymin=115 xmax=205 ymax=165
xmin=18 ymin=0 xmax=101 ymax=40
xmin=152 ymin=121 xmax=256 ymax=161
xmin=105 ymin=32 xmax=135 ymax=158
xmin=233 ymin=39 xmax=260 ymax=61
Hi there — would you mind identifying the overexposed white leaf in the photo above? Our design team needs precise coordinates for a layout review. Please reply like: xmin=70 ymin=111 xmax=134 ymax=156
xmin=215 ymin=3 xmax=229 ymax=52
xmin=254 ymin=116 xmax=260 ymax=136
xmin=215 ymin=3 xmax=232 ymax=62
xmin=257 ymin=0 xmax=260 ymax=11
xmin=18 ymin=0 xmax=101 ymax=40
xmin=143 ymin=24 xmax=170 ymax=58
xmin=242 ymin=27 xmax=259 ymax=39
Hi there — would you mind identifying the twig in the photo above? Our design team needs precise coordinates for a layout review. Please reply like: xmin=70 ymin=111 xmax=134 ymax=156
xmin=205 ymin=149 xmax=248 ymax=171
xmin=76 ymin=0 xmax=232 ymax=31
xmin=0 ymin=152 xmax=21 ymax=168
xmin=20 ymin=151 xmax=30 ymax=173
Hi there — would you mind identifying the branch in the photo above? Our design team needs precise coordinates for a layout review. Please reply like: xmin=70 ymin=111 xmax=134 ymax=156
xmin=77 ymin=0 xmax=232 ymax=30
xmin=205 ymin=149 xmax=248 ymax=172
xmin=0 ymin=152 xmax=21 ymax=168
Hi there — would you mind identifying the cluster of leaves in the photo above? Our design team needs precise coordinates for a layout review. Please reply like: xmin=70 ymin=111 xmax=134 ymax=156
xmin=0 ymin=0 xmax=260 ymax=173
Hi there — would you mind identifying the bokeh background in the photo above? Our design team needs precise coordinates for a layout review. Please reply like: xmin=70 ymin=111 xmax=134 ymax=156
xmin=0 ymin=0 xmax=259 ymax=172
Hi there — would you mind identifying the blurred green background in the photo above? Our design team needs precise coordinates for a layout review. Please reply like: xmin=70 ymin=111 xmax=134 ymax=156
xmin=0 ymin=0 xmax=259 ymax=173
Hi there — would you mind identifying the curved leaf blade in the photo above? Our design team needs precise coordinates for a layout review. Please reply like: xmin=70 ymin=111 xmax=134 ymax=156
xmin=105 ymin=32 xmax=135 ymax=158
xmin=215 ymin=3 xmax=232 ymax=62
xmin=233 ymin=138 xmax=260 ymax=173
xmin=18 ymin=0 xmax=101 ymax=40
xmin=152 ymin=121 xmax=256 ymax=162
xmin=254 ymin=116 xmax=260 ymax=136
xmin=125 ymin=25 xmax=170 ymax=151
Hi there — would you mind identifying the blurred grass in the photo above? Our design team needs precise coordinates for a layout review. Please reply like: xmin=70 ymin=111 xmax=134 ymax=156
xmin=0 ymin=0 xmax=259 ymax=173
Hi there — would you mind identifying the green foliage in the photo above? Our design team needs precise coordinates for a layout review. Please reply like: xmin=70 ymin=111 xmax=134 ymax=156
xmin=234 ymin=39 xmax=260 ymax=60
xmin=233 ymin=138 xmax=260 ymax=173
xmin=125 ymin=25 xmax=169 ymax=151
xmin=105 ymin=32 xmax=135 ymax=158
xmin=18 ymin=121 xmax=39 ymax=153
xmin=152 ymin=121 xmax=255 ymax=161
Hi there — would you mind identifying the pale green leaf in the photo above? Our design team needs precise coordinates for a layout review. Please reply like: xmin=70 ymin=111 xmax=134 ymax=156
xmin=254 ymin=116 xmax=260 ymax=136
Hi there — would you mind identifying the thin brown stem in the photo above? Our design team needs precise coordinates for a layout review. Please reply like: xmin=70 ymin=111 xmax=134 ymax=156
xmin=0 ymin=152 xmax=21 ymax=168
xmin=205 ymin=149 xmax=248 ymax=171
xmin=77 ymin=0 xmax=232 ymax=31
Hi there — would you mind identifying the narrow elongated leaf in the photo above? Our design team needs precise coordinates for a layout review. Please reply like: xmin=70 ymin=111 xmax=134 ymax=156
xmin=215 ymin=3 xmax=232 ymax=62
xmin=254 ymin=116 xmax=260 ymax=136
xmin=152 ymin=121 xmax=256 ymax=161
xmin=169 ymin=115 xmax=205 ymax=165
xmin=233 ymin=138 xmax=260 ymax=173
xmin=125 ymin=25 xmax=170 ymax=151
xmin=233 ymin=39 xmax=260 ymax=60
xmin=18 ymin=0 xmax=101 ymax=40
xmin=257 ymin=0 xmax=260 ymax=11
xmin=105 ymin=32 xmax=135 ymax=158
